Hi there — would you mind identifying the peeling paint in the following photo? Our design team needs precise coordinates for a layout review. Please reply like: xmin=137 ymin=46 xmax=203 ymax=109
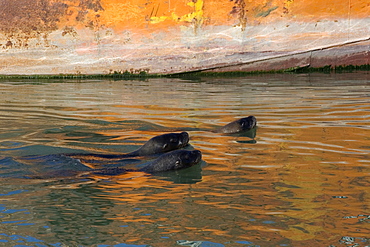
xmin=0 ymin=0 xmax=106 ymax=49
xmin=0 ymin=0 xmax=65 ymax=48
xmin=255 ymin=5 xmax=278 ymax=18
xmin=149 ymin=0 xmax=204 ymax=31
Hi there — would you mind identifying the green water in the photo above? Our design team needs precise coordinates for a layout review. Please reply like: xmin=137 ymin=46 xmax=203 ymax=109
xmin=0 ymin=73 xmax=369 ymax=247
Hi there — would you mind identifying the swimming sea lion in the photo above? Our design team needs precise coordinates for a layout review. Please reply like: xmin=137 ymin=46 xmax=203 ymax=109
xmin=214 ymin=116 xmax=257 ymax=134
xmin=128 ymin=131 xmax=190 ymax=157
xmin=69 ymin=132 xmax=190 ymax=160
xmin=93 ymin=149 xmax=202 ymax=175
xmin=140 ymin=149 xmax=202 ymax=173
xmin=23 ymin=149 xmax=202 ymax=179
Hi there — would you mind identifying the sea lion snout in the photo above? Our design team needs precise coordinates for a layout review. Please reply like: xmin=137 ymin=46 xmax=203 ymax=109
xmin=140 ymin=149 xmax=202 ymax=173
xmin=215 ymin=116 xmax=257 ymax=134
xmin=242 ymin=116 xmax=257 ymax=129
xmin=191 ymin=150 xmax=202 ymax=164
xmin=179 ymin=132 xmax=190 ymax=146
xmin=179 ymin=149 xmax=202 ymax=169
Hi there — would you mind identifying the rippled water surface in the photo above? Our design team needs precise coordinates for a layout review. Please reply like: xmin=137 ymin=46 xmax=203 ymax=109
xmin=0 ymin=73 xmax=369 ymax=247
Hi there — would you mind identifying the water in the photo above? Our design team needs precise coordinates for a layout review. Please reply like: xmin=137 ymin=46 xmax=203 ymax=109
xmin=0 ymin=73 xmax=369 ymax=247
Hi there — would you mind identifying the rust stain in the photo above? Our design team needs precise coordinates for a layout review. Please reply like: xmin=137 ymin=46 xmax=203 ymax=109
xmin=0 ymin=0 xmax=368 ymax=38
xmin=1 ymin=0 xmax=368 ymax=42
xmin=229 ymin=0 xmax=248 ymax=30
xmin=0 ymin=0 xmax=104 ymax=49
xmin=0 ymin=0 xmax=66 ymax=48
xmin=147 ymin=0 xmax=205 ymax=32
xmin=289 ymin=0 xmax=370 ymax=18
xmin=95 ymin=0 xmax=206 ymax=32
xmin=0 ymin=0 xmax=369 ymax=74
xmin=229 ymin=0 xmax=292 ymax=30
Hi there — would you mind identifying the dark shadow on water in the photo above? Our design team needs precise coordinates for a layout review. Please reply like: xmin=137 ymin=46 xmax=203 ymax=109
xmin=151 ymin=161 xmax=204 ymax=184
xmin=233 ymin=127 xmax=258 ymax=143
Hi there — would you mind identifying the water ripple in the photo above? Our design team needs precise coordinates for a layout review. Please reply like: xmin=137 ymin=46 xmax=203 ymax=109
xmin=0 ymin=73 xmax=369 ymax=246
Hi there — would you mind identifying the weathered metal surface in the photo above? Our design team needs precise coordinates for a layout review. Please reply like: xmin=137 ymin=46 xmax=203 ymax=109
xmin=203 ymin=39 xmax=370 ymax=73
xmin=0 ymin=0 xmax=369 ymax=75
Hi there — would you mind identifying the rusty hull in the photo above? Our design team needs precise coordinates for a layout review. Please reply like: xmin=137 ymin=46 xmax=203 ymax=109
xmin=0 ymin=0 xmax=369 ymax=75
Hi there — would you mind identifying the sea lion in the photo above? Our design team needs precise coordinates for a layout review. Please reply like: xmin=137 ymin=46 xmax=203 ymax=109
xmin=214 ymin=116 xmax=257 ymax=134
xmin=23 ymin=149 xmax=202 ymax=179
xmin=140 ymin=149 xmax=202 ymax=173
xmin=92 ymin=149 xmax=202 ymax=175
xmin=128 ymin=131 xmax=190 ymax=157
xmin=69 ymin=132 xmax=190 ymax=160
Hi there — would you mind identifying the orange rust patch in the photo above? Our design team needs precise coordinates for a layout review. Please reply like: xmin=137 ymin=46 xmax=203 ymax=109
xmin=0 ymin=0 xmax=104 ymax=48
xmin=0 ymin=0 xmax=65 ymax=48
xmin=0 ymin=0 xmax=368 ymax=40
xmin=288 ymin=0 xmax=370 ymax=19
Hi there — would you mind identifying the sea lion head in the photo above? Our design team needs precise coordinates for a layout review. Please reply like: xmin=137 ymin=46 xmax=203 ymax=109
xmin=216 ymin=116 xmax=257 ymax=134
xmin=173 ymin=149 xmax=202 ymax=170
xmin=141 ymin=149 xmax=202 ymax=173
xmin=135 ymin=132 xmax=189 ymax=156
xmin=238 ymin=116 xmax=257 ymax=132
xmin=160 ymin=131 xmax=190 ymax=152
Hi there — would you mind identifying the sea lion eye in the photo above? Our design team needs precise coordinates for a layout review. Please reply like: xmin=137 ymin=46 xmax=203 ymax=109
xmin=175 ymin=160 xmax=181 ymax=167
xmin=163 ymin=143 xmax=168 ymax=150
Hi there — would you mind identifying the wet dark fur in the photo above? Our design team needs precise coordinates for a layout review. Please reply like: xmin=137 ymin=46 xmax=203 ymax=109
xmin=214 ymin=116 xmax=257 ymax=134
xmin=128 ymin=132 xmax=189 ymax=157
xmin=93 ymin=149 xmax=202 ymax=175
xmin=68 ymin=132 xmax=190 ymax=161
xmin=25 ymin=149 xmax=202 ymax=179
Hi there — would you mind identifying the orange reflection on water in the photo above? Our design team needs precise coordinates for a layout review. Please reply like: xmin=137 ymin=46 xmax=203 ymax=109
xmin=66 ymin=78 xmax=370 ymax=245
xmin=2 ymin=75 xmax=368 ymax=246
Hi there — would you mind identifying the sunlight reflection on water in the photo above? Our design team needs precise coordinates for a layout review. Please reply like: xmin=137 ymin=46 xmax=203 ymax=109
xmin=0 ymin=72 xmax=369 ymax=246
